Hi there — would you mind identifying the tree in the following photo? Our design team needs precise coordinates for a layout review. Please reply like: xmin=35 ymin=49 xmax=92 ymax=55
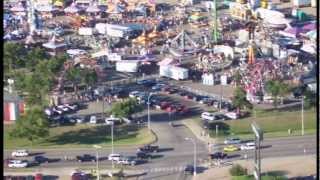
xmin=229 ymin=164 xmax=248 ymax=176
xmin=303 ymin=89 xmax=316 ymax=109
xmin=66 ymin=67 xmax=82 ymax=94
xmin=233 ymin=70 xmax=242 ymax=87
xmin=25 ymin=47 xmax=47 ymax=71
xmin=232 ymin=87 xmax=253 ymax=115
xmin=265 ymin=80 xmax=289 ymax=108
xmin=47 ymin=54 xmax=67 ymax=73
xmin=9 ymin=107 xmax=50 ymax=146
xmin=4 ymin=42 xmax=26 ymax=77
xmin=110 ymin=98 xmax=143 ymax=119
xmin=81 ymin=69 xmax=98 ymax=90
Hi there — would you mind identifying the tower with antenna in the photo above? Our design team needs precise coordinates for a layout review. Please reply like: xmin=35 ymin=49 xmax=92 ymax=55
xmin=212 ymin=0 xmax=219 ymax=43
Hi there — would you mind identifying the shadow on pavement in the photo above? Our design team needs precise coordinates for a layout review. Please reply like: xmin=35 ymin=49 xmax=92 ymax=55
xmin=262 ymin=170 xmax=288 ymax=177
xmin=288 ymin=175 xmax=316 ymax=180
xmin=29 ymin=152 xmax=46 ymax=156
xmin=227 ymin=154 xmax=241 ymax=159
xmin=151 ymin=154 xmax=164 ymax=159
xmin=260 ymin=145 xmax=272 ymax=149
xmin=157 ymin=147 xmax=174 ymax=152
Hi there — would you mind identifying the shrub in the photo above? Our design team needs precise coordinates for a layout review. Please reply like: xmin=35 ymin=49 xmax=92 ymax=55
xmin=229 ymin=164 xmax=248 ymax=176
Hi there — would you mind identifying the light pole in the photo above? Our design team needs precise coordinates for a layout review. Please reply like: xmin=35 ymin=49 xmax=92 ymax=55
xmin=301 ymin=96 xmax=304 ymax=136
xmin=93 ymin=145 xmax=102 ymax=180
xmin=147 ymin=92 xmax=156 ymax=130
xmin=185 ymin=137 xmax=197 ymax=177
xmin=107 ymin=121 xmax=114 ymax=169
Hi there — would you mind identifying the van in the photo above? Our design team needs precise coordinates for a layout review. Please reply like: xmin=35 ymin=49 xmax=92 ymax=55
xmin=90 ymin=116 xmax=97 ymax=124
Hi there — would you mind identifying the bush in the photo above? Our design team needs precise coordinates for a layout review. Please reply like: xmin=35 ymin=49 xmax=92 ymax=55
xmin=229 ymin=164 xmax=248 ymax=176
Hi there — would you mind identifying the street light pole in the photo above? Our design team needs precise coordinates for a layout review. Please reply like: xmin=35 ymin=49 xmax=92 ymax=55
xmin=147 ymin=92 xmax=156 ymax=130
xmin=185 ymin=138 xmax=197 ymax=177
xmin=93 ymin=145 xmax=102 ymax=180
xmin=301 ymin=96 xmax=304 ymax=136
xmin=111 ymin=122 xmax=114 ymax=169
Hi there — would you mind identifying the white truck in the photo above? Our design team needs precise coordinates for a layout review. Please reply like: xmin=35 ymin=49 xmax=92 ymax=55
xmin=293 ymin=0 xmax=311 ymax=7
xmin=116 ymin=60 xmax=140 ymax=73
xmin=159 ymin=65 xmax=189 ymax=80
xmin=105 ymin=24 xmax=131 ymax=38
xmin=78 ymin=27 xmax=94 ymax=36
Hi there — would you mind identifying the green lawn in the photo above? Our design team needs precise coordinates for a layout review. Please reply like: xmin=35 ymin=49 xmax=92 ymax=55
xmin=4 ymin=124 xmax=156 ymax=149
xmin=206 ymin=108 xmax=316 ymax=139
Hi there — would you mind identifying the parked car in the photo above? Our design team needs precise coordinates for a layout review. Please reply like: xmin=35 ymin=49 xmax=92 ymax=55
xmin=57 ymin=105 xmax=70 ymax=112
xmin=160 ymin=101 xmax=171 ymax=110
xmin=34 ymin=156 xmax=49 ymax=164
xmin=11 ymin=150 xmax=29 ymax=157
xmin=240 ymin=142 xmax=256 ymax=150
xmin=138 ymin=145 xmax=159 ymax=153
xmin=52 ymin=107 xmax=63 ymax=115
xmin=137 ymin=79 xmax=156 ymax=86
xmin=129 ymin=91 xmax=141 ymax=98
xmin=223 ymin=145 xmax=239 ymax=152
xmin=8 ymin=160 xmax=28 ymax=168
xmin=108 ymin=154 xmax=122 ymax=161
xmin=224 ymin=137 xmax=241 ymax=144
xmin=136 ymin=152 xmax=152 ymax=159
xmin=116 ymin=156 xmax=137 ymax=166
xmin=209 ymin=152 xmax=227 ymax=159
xmin=151 ymin=83 xmax=166 ymax=91
xmin=105 ymin=117 xmax=122 ymax=125
xmin=64 ymin=104 xmax=78 ymax=111
xmin=225 ymin=112 xmax=239 ymax=119
xmin=71 ymin=171 xmax=89 ymax=180
xmin=184 ymin=165 xmax=195 ymax=174
xmin=201 ymin=112 xmax=216 ymax=121
xmin=89 ymin=116 xmax=97 ymax=124
xmin=76 ymin=154 xmax=97 ymax=162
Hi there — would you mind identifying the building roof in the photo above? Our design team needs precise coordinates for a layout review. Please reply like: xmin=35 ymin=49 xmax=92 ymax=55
xmin=3 ymin=90 xmax=23 ymax=103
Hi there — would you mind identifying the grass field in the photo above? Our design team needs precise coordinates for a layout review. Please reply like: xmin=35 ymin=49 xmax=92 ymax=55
xmin=206 ymin=108 xmax=316 ymax=139
xmin=4 ymin=124 xmax=156 ymax=149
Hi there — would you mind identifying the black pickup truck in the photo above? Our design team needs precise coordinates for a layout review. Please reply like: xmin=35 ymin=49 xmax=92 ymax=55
xmin=76 ymin=154 xmax=97 ymax=162
xmin=137 ymin=145 xmax=159 ymax=153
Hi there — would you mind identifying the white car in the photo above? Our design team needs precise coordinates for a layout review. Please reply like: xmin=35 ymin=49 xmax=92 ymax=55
xmin=8 ymin=160 xmax=28 ymax=168
xmin=117 ymin=157 xmax=137 ymax=166
xmin=224 ymin=138 xmax=241 ymax=145
xmin=89 ymin=116 xmax=97 ymax=124
xmin=105 ymin=117 xmax=121 ymax=125
xmin=225 ymin=112 xmax=239 ymax=120
xmin=108 ymin=154 xmax=122 ymax=161
xmin=52 ymin=107 xmax=63 ymax=115
xmin=240 ymin=142 xmax=256 ymax=150
xmin=129 ymin=91 xmax=140 ymax=98
xmin=64 ymin=104 xmax=78 ymax=110
xmin=11 ymin=150 xmax=29 ymax=157
xmin=201 ymin=112 xmax=216 ymax=121
xmin=57 ymin=105 xmax=70 ymax=112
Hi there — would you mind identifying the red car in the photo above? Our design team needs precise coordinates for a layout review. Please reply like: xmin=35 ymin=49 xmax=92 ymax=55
xmin=166 ymin=105 xmax=177 ymax=113
xmin=160 ymin=101 xmax=171 ymax=110
xmin=35 ymin=173 xmax=43 ymax=180
xmin=176 ymin=105 xmax=188 ymax=114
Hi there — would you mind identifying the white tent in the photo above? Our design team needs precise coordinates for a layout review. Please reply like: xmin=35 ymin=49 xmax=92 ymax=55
xmin=36 ymin=5 xmax=57 ymax=12
xmin=43 ymin=35 xmax=66 ymax=49
xmin=10 ymin=3 xmax=25 ymax=12
xmin=86 ymin=3 xmax=101 ymax=13
xmin=64 ymin=3 xmax=81 ymax=13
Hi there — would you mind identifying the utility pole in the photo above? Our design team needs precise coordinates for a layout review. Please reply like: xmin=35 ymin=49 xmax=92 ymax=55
xmin=301 ymin=96 xmax=304 ymax=136
xmin=212 ymin=0 xmax=218 ymax=43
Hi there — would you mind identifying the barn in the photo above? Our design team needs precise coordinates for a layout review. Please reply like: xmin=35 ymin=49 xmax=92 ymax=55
xmin=3 ymin=91 xmax=25 ymax=124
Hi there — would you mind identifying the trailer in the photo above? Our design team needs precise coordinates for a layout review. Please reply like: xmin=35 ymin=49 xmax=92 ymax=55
xmin=159 ymin=65 xmax=189 ymax=80
xmin=293 ymin=0 xmax=311 ymax=7
xmin=116 ymin=60 xmax=140 ymax=73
